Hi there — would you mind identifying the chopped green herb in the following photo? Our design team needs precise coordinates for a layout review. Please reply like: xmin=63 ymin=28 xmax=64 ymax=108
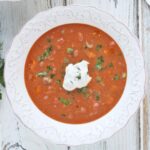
xmin=36 ymin=71 xmax=48 ymax=77
xmin=96 ymin=44 xmax=102 ymax=51
xmin=94 ymin=92 xmax=100 ymax=101
xmin=0 ymin=59 xmax=5 ymax=87
xmin=59 ymin=97 xmax=71 ymax=106
xmin=50 ymin=74 xmax=55 ymax=79
xmin=77 ymin=87 xmax=89 ymax=98
xmin=47 ymin=66 xmax=53 ymax=72
xmin=108 ymin=62 xmax=113 ymax=68
xmin=76 ymin=73 xmax=81 ymax=80
xmin=96 ymin=64 xmax=103 ymax=70
xmin=95 ymin=56 xmax=104 ymax=70
xmin=0 ymin=92 xmax=2 ymax=100
xmin=38 ymin=46 xmax=52 ymax=61
xmin=61 ymin=71 xmax=65 ymax=78
xmin=64 ymin=58 xmax=70 ymax=64
xmin=47 ymin=38 xmax=51 ymax=43
xmin=56 ymin=79 xmax=61 ymax=86
xmin=113 ymin=74 xmax=120 ymax=80
xmin=67 ymin=48 xmax=74 ymax=54
xmin=122 ymin=72 xmax=127 ymax=79
xmin=77 ymin=87 xmax=87 ymax=93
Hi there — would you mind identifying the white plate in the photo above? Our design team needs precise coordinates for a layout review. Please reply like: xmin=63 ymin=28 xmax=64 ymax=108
xmin=5 ymin=5 xmax=145 ymax=146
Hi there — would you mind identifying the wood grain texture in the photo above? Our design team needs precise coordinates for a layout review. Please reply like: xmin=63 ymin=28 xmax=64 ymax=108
xmin=0 ymin=0 xmax=67 ymax=150
xmin=138 ymin=0 xmax=150 ymax=150
xmin=0 ymin=0 xmax=148 ymax=150
xmin=66 ymin=0 xmax=140 ymax=150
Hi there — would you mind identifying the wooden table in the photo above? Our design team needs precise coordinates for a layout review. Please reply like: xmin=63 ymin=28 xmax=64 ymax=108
xmin=0 ymin=0 xmax=149 ymax=150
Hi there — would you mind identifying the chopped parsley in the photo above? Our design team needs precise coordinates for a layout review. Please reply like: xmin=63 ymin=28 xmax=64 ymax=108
xmin=36 ymin=71 xmax=48 ymax=77
xmin=47 ymin=65 xmax=53 ymax=72
xmin=67 ymin=48 xmax=74 ymax=54
xmin=76 ymin=73 xmax=81 ymax=80
xmin=64 ymin=58 xmax=69 ymax=64
xmin=77 ymin=87 xmax=89 ymax=98
xmin=56 ymin=79 xmax=61 ymax=86
xmin=50 ymin=74 xmax=55 ymax=79
xmin=59 ymin=97 xmax=71 ymax=106
xmin=113 ymin=74 xmax=120 ymax=80
xmin=96 ymin=44 xmax=102 ymax=51
xmin=47 ymin=38 xmax=51 ymax=43
xmin=36 ymin=66 xmax=53 ymax=78
xmin=95 ymin=56 xmax=104 ymax=70
xmin=108 ymin=62 xmax=113 ymax=68
xmin=94 ymin=91 xmax=100 ymax=101
xmin=38 ymin=46 xmax=52 ymax=61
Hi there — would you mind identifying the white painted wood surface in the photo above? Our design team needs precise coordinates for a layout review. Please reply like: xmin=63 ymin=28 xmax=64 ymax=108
xmin=0 ymin=0 xmax=148 ymax=149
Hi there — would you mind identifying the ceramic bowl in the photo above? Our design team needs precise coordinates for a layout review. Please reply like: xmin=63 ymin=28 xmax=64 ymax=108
xmin=5 ymin=5 xmax=145 ymax=145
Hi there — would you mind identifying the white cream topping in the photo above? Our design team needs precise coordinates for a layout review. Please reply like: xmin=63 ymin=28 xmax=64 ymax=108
xmin=63 ymin=60 xmax=92 ymax=91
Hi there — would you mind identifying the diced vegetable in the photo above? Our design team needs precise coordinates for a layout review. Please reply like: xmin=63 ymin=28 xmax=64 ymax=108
xmin=86 ymin=51 xmax=96 ymax=58
xmin=61 ymin=30 xmax=65 ymax=34
xmin=36 ymin=71 xmax=48 ymax=77
xmin=43 ymin=77 xmax=51 ymax=84
xmin=96 ymin=76 xmax=102 ymax=83
xmin=122 ymin=72 xmax=127 ymax=79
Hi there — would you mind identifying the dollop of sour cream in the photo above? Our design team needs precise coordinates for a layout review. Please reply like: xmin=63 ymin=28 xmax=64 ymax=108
xmin=63 ymin=60 xmax=92 ymax=91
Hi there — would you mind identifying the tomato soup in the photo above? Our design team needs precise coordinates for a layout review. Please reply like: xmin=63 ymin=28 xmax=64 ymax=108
xmin=25 ymin=24 xmax=127 ymax=124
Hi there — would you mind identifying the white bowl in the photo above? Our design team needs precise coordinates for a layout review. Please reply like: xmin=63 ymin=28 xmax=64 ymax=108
xmin=5 ymin=5 xmax=145 ymax=146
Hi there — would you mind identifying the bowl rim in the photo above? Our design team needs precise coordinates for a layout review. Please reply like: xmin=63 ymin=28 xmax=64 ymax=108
xmin=4 ymin=5 xmax=145 ymax=146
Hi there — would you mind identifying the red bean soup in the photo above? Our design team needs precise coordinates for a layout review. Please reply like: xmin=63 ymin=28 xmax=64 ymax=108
xmin=25 ymin=24 xmax=127 ymax=124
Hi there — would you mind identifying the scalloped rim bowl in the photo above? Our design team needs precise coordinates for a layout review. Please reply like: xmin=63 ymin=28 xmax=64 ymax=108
xmin=5 ymin=5 xmax=145 ymax=146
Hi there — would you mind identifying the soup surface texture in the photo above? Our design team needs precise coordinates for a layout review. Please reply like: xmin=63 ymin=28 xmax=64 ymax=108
xmin=25 ymin=24 xmax=127 ymax=124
